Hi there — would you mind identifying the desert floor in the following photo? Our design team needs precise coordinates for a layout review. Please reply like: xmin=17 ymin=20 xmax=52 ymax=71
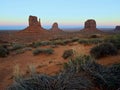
xmin=0 ymin=42 xmax=120 ymax=89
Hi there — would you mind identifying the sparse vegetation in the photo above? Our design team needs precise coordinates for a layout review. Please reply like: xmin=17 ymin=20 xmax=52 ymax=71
xmin=11 ymin=43 xmax=25 ymax=51
xmin=62 ymin=49 xmax=74 ymax=59
xmin=90 ymin=43 xmax=118 ymax=59
xmin=105 ymin=34 xmax=120 ymax=49
xmin=33 ymin=48 xmax=54 ymax=55
xmin=8 ymin=55 xmax=120 ymax=90
xmin=32 ymin=41 xmax=51 ymax=48
xmin=78 ymin=38 xmax=103 ymax=45
xmin=90 ymin=34 xmax=101 ymax=38
xmin=13 ymin=65 xmax=23 ymax=82
xmin=0 ymin=45 xmax=9 ymax=57
xmin=71 ymin=37 xmax=79 ymax=42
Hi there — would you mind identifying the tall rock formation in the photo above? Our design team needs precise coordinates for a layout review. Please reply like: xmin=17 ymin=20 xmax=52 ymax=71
xmin=21 ymin=15 xmax=46 ymax=33
xmin=84 ymin=19 xmax=96 ymax=30
xmin=81 ymin=19 xmax=102 ymax=33
xmin=29 ymin=16 xmax=41 ymax=27
xmin=114 ymin=26 xmax=120 ymax=31
xmin=50 ymin=22 xmax=63 ymax=33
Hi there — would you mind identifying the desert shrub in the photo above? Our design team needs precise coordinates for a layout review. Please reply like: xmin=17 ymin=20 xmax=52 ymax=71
xmin=33 ymin=49 xmax=41 ymax=55
xmin=13 ymin=65 xmax=23 ymax=82
xmin=90 ymin=43 xmax=118 ymax=59
xmin=78 ymin=39 xmax=89 ymax=45
xmin=15 ymin=49 xmax=25 ymax=54
xmin=105 ymin=35 xmax=120 ymax=49
xmin=89 ymin=38 xmax=103 ymax=44
xmin=40 ymin=41 xmax=51 ymax=46
xmin=50 ymin=45 xmax=58 ymax=48
xmin=63 ymin=55 xmax=120 ymax=90
xmin=11 ymin=43 xmax=24 ymax=51
xmin=90 ymin=34 xmax=101 ymax=38
xmin=32 ymin=42 xmax=41 ymax=48
xmin=88 ymin=63 xmax=120 ymax=90
xmin=8 ymin=74 xmax=54 ymax=90
xmin=8 ymin=55 xmax=120 ymax=90
xmin=32 ymin=41 xmax=51 ymax=48
xmin=62 ymin=49 xmax=74 ymax=59
xmin=33 ymin=48 xmax=54 ymax=55
xmin=52 ymin=40 xmax=65 ymax=45
xmin=0 ymin=45 xmax=9 ymax=57
xmin=43 ymin=48 xmax=54 ymax=54
xmin=78 ymin=38 xmax=103 ymax=45
xmin=63 ymin=39 xmax=72 ymax=44
xmin=71 ymin=37 xmax=79 ymax=42
xmin=63 ymin=55 xmax=94 ymax=73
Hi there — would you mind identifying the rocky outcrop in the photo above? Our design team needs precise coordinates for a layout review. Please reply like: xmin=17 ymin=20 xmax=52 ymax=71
xmin=29 ymin=15 xmax=41 ymax=27
xmin=80 ymin=19 xmax=102 ymax=33
xmin=20 ymin=15 xmax=46 ymax=33
xmin=50 ymin=22 xmax=63 ymax=32
xmin=84 ymin=19 xmax=96 ymax=30
xmin=115 ymin=26 xmax=120 ymax=31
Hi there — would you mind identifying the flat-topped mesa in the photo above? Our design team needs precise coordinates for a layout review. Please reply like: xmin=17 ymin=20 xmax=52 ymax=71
xmin=29 ymin=15 xmax=41 ymax=27
xmin=50 ymin=22 xmax=63 ymax=32
xmin=80 ymin=19 xmax=102 ymax=33
xmin=84 ymin=19 xmax=96 ymax=30
xmin=115 ymin=26 xmax=120 ymax=31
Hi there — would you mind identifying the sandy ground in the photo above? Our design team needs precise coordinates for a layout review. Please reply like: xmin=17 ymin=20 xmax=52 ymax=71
xmin=0 ymin=43 xmax=120 ymax=89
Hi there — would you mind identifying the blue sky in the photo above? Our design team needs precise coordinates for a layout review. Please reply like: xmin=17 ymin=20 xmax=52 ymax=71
xmin=0 ymin=0 xmax=120 ymax=29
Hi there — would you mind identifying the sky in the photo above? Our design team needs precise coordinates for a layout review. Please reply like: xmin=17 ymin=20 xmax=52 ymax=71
xmin=0 ymin=0 xmax=120 ymax=30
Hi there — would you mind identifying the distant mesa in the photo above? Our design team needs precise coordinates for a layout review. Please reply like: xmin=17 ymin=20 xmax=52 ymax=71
xmin=20 ymin=15 xmax=47 ymax=33
xmin=114 ymin=26 xmax=120 ymax=31
xmin=81 ymin=19 xmax=102 ymax=33
xmin=50 ymin=22 xmax=63 ymax=32
xmin=85 ymin=19 xmax=96 ymax=30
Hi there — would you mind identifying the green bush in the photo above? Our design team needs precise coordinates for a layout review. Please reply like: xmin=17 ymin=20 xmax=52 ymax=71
xmin=33 ymin=48 xmax=54 ymax=55
xmin=78 ymin=39 xmax=89 ymax=45
xmin=0 ymin=45 xmax=9 ymax=57
xmin=62 ymin=49 xmax=74 ymax=59
xmin=52 ymin=40 xmax=65 ymax=45
xmin=63 ymin=39 xmax=72 ymax=44
xmin=78 ymin=38 xmax=103 ymax=45
xmin=32 ymin=41 xmax=51 ymax=48
xmin=105 ymin=35 xmax=120 ymax=49
xmin=90 ymin=43 xmax=118 ymax=59
xmin=71 ymin=37 xmax=79 ymax=42
xmin=15 ymin=49 xmax=25 ymax=54
xmin=89 ymin=38 xmax=103 ymax=44
xmin=11 ymin=43 xmax=24 ymax=51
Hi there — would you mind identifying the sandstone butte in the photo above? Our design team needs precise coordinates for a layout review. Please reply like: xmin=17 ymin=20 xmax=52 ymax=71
xmin=114 ymin=26 xmax=120 ymax=31
xmin=19 ymin=15 xmax=47 ymax=33
xmin=81 ymin=19 xmax=102 ymax=33
xmin=50 ymin=22 xmax=63 ymax=33
xmin=18 ymin=15 xmax=63 ymax=34
xmin=17 ymin=16 xmax=103 ymax=36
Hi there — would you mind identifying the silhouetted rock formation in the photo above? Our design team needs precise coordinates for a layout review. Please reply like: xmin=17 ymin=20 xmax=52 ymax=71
xmin=29 ymin=16 xmax=41 ymax=27
xmin=115 ymin=26 xmax=120 ymax=31
xmin=81 ymin=19 xmax=102 ymax=33
xmin=84 ymin=19 xmax=96 ymax=30
xmin=21 ymin=15 xmax=46 ymax=33
xmin=50 ymin=22 xmax=63 ymax=33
